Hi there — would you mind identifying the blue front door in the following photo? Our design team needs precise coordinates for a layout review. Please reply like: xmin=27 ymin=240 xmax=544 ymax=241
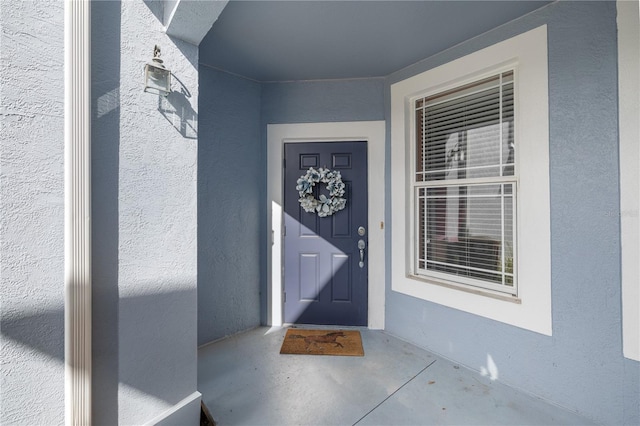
xmin=283 ymin=141 xmax=368 ymax=326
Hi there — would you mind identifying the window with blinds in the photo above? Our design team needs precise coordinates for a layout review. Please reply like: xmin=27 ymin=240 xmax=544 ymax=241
xmin=413 ymin=70 xmax=516 ymax=294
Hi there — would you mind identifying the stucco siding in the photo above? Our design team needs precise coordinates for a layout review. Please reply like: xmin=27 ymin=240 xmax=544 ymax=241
xmin=91 ymin=1 xmax=200 ymax=424
xmin=384 ymin=2 xmax=639 ymax=425
xmin=259 ymin=78 xmax=386 ymax=324
xmin=261 ymin=78 xmax=385 ymax=125
xmin=1 ymin=1 xmax=66 ymax=424
xmin=197 ymin=66 xmax=262 ymax=345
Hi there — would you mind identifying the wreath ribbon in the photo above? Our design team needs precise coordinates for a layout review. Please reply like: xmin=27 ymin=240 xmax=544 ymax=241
xmin=296 ymin=167 xmax=347 ymax=217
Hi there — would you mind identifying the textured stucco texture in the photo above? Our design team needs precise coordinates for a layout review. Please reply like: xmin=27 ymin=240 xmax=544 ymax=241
xmin=1 ymin=1 xmax=66 ymax=424
xmin=119 ymin=1 xmax=198 ymax=424
xmin=92 ymin=0 xmax=200 ymax=424
xmin=0 ymin=0 xmax=201 ymax=423
xmin=197 ymin=66 xmax=262 ymax=345
xmin=2 ymin=1 xmax=638 ymax=425
xmin=384 ymin=2 xmax=639 ymax=425
xmin=196 ymin=72 xmax=387 ymax=343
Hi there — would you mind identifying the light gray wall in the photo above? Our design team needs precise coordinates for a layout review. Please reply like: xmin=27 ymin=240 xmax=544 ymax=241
xmin=259 ymin=78 xmax=386 ymax=323
xmin=3 ymin=2 xmax=635 ymax=424
xmin=197 ymin=66 xmax=262 ymax=345
xmin=196 ymin=74 xmax=385 ymax=340
xmin=384 ymin=2 xmax=639 ymax=425
xmin=92 ymin=1 xmax=200 ymax=424
xmin=2 ymin=0 xmax=200 ymax=422
xmin=261 ymin=78 xmax=385 ymax=125
xmin=92 ymin=1 xmax=121 ymax=423
xmin=0 ymin=1 xmax=65 ymax=424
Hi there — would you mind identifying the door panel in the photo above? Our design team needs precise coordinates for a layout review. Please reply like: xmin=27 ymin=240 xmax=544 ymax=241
xmin=284 ymin=141 xmax=368 ymax=326
xmin=299 ymin=254 xmax=320 ymax=301
xmin=332 ymin=182 xmax=352 ymax=237
xmin=331 ymin=254 xmax=351 ymax=301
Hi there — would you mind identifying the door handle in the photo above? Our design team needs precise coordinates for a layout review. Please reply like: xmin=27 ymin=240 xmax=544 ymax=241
xmin=358 ymin=239 xmax=366 ymax=268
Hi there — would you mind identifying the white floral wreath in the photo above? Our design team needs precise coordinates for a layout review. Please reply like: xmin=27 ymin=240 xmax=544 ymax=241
xmin=296 ymin=167 xmax=347 ymax=217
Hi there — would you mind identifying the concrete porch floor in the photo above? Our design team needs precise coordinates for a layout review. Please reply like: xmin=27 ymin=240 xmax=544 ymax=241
xmin=198 ymin=327 xmax=595 ymax=426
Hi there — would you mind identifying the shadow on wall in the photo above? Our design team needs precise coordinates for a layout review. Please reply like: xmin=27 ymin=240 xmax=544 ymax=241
xmin=1 ymin=308 xmax=64 ymax=360
xmin=140 ymin=0 xmax=199 ymax=139
xmin=196 ymin=66 xmax=263 ymax=346
xmin=0 ymin=287 xmax=196 ymax=409
xmin=92 ymin=0 xmax=121 ymax=423
xmin=118 ymin=286 xmax=198 ymax=406
xmin=158 ymin=73 xmax=197 ymax=139
xmin=168 ymin=34 xmax=200 ymax=71
xmin=142 ymin=0 xmax=200 ymax=70
xmin=142 ymin=0 xmax=163 ymax=24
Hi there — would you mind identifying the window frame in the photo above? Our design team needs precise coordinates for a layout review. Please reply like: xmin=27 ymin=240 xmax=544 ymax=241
xmin=409 ymin=67 xmax=519 ymax=296
xmin=390 ymin=25 xmax=552 ymax=335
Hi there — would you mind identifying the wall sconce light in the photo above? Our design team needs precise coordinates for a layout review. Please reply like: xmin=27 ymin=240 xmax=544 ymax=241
xmin=144 ymin=45 xmax=171 ymax=96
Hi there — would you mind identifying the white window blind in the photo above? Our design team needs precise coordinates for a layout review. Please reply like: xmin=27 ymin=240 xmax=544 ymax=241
xmin=414 ymin=71 xmax=516 ymax=294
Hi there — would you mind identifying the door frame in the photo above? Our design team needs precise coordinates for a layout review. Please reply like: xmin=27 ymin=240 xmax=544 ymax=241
xmin=267 ymin=121 xmax=386 ymax=329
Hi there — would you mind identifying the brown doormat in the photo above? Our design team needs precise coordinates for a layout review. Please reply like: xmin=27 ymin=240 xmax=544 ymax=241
xmin=279 ymin=329 xmax=364 ymax=356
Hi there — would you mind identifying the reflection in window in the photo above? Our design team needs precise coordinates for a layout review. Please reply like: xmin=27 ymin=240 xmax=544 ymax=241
xmin=414 ymin=71 xmax=517 ymax=294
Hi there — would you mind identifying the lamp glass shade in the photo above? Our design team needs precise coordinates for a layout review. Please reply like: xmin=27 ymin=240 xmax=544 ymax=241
xmin=144 ymin=63 xmax=171 ymax=96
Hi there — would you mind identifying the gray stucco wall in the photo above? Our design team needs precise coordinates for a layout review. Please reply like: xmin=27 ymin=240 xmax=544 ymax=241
xmin=197 ymin=66 xmax=262 ymax=345
xmin=261 ymin=78 xmax=386 ymax=125
xmin=0 ymin=1 xmax=65 ymax=424
xmin=384 ymin=2 xmax=639 ymax=424
xmin=2 ymin=0 xmax=200 ymax=422
xmin=259 ymin=78 xmax=385 ymax=323
xmin=92 ymin=1 xmax=121 ymax=423
xmin=196 ymin=73 xmax=386 ymax=342
xmin=3 ymin=1 xmax=636 ymax=424
xmin=93 ymin=1 xmax=200 ymax=424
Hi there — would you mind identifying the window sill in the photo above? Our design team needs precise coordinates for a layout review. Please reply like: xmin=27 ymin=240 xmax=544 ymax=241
xmin=405 ymin=274 xmax=522 ymax=304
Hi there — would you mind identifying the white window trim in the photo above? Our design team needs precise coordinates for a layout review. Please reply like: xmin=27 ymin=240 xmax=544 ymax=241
xmin=267 ymin=121 xmax=386 ymax=330
xmin=618 ymin=0 xmax=640 ymax=362
xmin=391 ymin=25 xmax=552 ymax=335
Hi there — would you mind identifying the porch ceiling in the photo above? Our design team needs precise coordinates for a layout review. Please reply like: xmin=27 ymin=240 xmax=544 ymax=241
xmin=198 ymin=0 xmax=551 ymax=82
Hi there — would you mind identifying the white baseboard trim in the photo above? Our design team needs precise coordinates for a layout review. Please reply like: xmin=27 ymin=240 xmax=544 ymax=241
xmin=144 ymin=391 xmax=202 ymax=426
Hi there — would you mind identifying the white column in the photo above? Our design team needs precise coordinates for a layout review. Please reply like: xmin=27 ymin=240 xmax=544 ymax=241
xmin=65 ymin=0 xmax=92 ymax=423
xmin=618 ymin=0 xmax=640 ymax=362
